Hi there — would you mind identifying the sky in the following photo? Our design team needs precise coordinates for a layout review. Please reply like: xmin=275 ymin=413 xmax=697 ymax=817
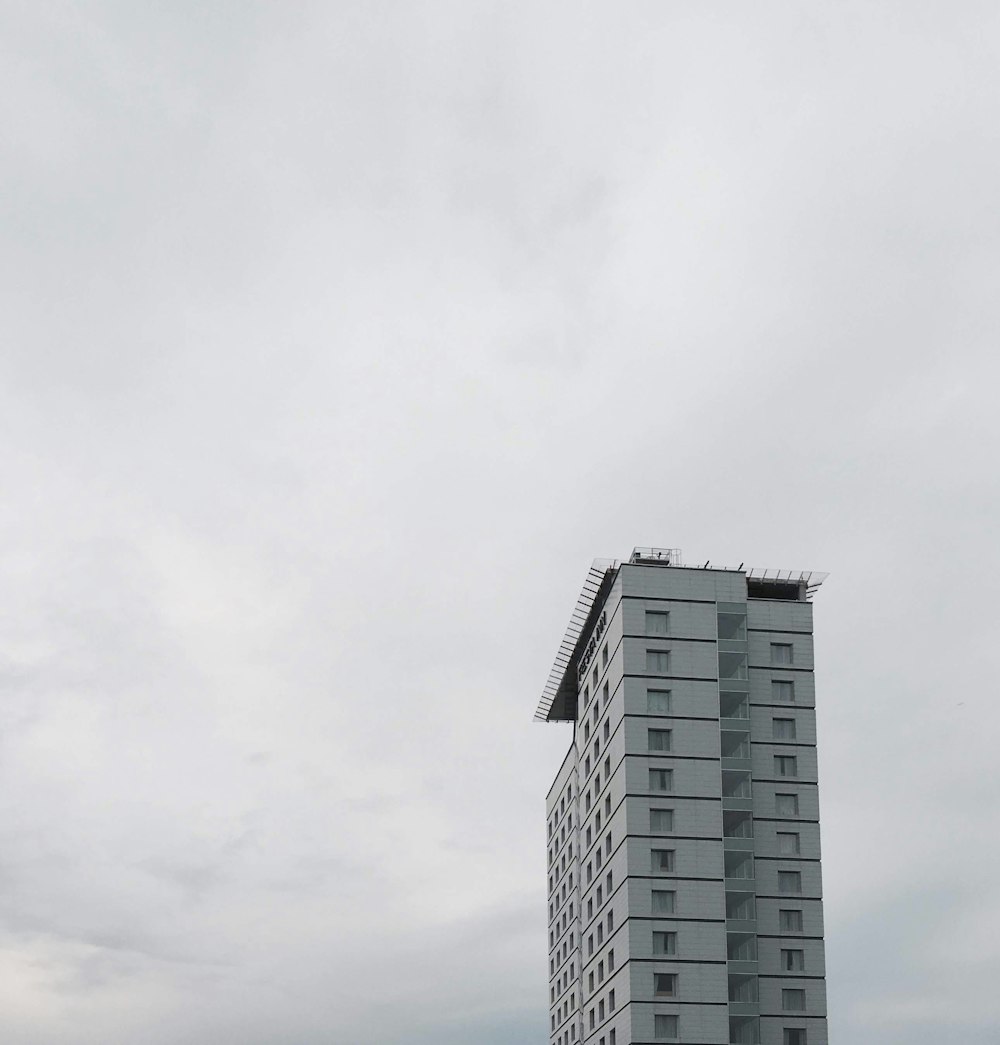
xmin=1 ymin=2 xmax=998 ymax=1042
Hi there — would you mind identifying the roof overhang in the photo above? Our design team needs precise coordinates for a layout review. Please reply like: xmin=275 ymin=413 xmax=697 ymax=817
xmin=533 ymin=560 xmax=620 ymax=722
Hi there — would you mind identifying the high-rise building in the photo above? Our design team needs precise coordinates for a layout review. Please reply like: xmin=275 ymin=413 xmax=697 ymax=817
xmin=538 ymin=549 xmax=829 ymax=1045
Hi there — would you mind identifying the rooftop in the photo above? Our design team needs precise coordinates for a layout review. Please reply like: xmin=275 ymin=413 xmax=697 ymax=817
xmin=533 ymin=548 xmax=827 ymax=723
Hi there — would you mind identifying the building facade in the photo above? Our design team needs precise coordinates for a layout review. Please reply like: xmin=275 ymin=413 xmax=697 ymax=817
xmin=539 ymin=550 xmax=829 ymax=1045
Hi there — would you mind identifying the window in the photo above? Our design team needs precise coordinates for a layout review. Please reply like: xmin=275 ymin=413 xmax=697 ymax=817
xmin=723 ymin=811 xmax=753 ymax=838
xmin=592 ymin=666 xmax=599 ymax=688
xmin=606 ymin=871 xmax=613 ymax=892
xmin=779 ymin=871 xmax=803 ymax=894
xmin=609 ymin=1031 xmax=615 ymax=1045
xmin=772 ymin=680 xmax=795 ymax=702
xmin=727 ymin=933 xmax=756 ymax=961
xmin=605 ymin=833 xmax=612 ymax=856
xmin=651 ymin=889 xmax=676 ymax=914
xmin=782 ymin=989 xmax=806 ymax=1011
xmin=724 ymin=851 xmax=754 ymax=880
xmin=648 ymin=689 xmax=672 ymax=714
xmin=717 ymin=613 xmax=746 ymax=640
xmin=780 ymin=909 xmax=804 ymax=932
xmin=777 ymin=832 xmax=801 ymax=855
xmin=602 ymin=644 xmax=608 ymax=668
xmin=773 ymin=717 xmax=797 ymax=740
xmin=783 ymin=1030 xmax=807 ymax=1045
xmin=648 ymin=728 xmax=672 ymax=752
xmin=598 ymin=999 xmax=604 ymax=1021
xmin=650 ymin=769 xmax=674 ymax=792
xmin=650 ymin=808 xmax=674 ymax=833
xmin=646 ymin=611 xmax=669 ymax=635
xmin=588 ymin=971 xmax=595 ymax=992
xmin=608 ymin=949 xmax=614 ymax=971
xmin=775 ymin=756 xmax=798 ymax=778
xmin=652 ymin=931 xmax=677 ymax=955
xmin=776 ymin=793 xmax=799 ymax=816
xmin=729 ymin=1015 xmax=760 ymax=1044
xmin=646 ymin=649 xmax=670 ymax=673
xmin=603 ymin=720 xmax=610 ymax=742
xmin=654 ymin=973 xmax=677 ymax=997
xmin=726 ymin=891 xmax=754 ymax=920
xmin=720 ymin=691 xmax=749 ymax=719
xmin=654 ymin=1014 xmax=678 ymax=1039
xmin=721 ymin=731 xmax=750 ymax=758
xmin=781 ymin=948 xmax=805 ymax=971
xmin=602 ymin=681 xmax=609 ymax=706
xmin=771 ymin=643 xmax=793 ymax=665
xmin=608 ymin=989 xmax=615 ymax=1012
xmin=718 ymin=651 xmax=747 ymax=679
xmin=722 ymin=770 xmax=751 ymax=798
xmin=607 ymin=911 xmax=614 ymax=932
xmin=652 ymin=849 xmax=675 ymax=872
xmin=728 ymin=974 xmax=757 ymax=1003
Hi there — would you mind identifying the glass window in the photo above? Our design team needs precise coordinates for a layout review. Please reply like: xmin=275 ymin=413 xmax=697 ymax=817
xmin=654 ymin=973 xmax=677 ymax=997
xmin=725 ymin=891 xmax=755 ymax=920
xmin=775 ymin=755 xmax=798 ymax=777
xmin=646 ymin=611 xmax=669 ymax=635
xmin=729 ymin=1015 xmax=760 ymax=1044
xmin=782 ymin=989 xmax=806 ymax=1011
xmin=649 ymin=728 xmax=672 ymax=752
xmin=772 ymin=680 xmax=795 ymax=702
xmin=650 ymin=769 xmax=674 ymax=792
xmin=652 ymin=931 xmax=677 ymax=955
xmin=779 ymin=909 xmax=804 ymax=932
xmin=777 ymin=832 xmax=801 ymax=855
xmin=717 ymin=613 xmax=747 ymax=640
xmin=781 ymin=948 xmax=805 ymax=971
xmin=771 ymin=643 xmax=794 ymax=665
xmin=722 ymin=771 xmax=752 ymax=798
xmin=727 ymin=933 xmax=756 ymax=961
xmin=652 ymin=849 xmax=675 ymax=873
xmin=602 ymin=644 xmax=608 ymax=667
xmin=650 ymin=809 xmax=674 ymax=833
xmin=721 ymin=731 xmax=751 ymax=758
xmin=654 ymin=1014 xmax=678 ymax=1039
xmin=648 ymin=689 xmax=672 ymax=714
xmin=723 ymin=811 xmax=753 ymax=838
xmin=724 ymin=850 xmax=754 ymax=880
xmin=651 ymin=889 xmax=675 ymax=914
xmin=728 ymin=974 xmax=758 ymax=1003
xmin=779 ymin=871 xmax=802 ymax=894
xmin=783 ymin=1031 xmax=807 ymax=1045
xmin=720 ymin=691 xmax=749 ymax=719
xmin=646 ymin=649 xmax=670 ymax=673
xmin=718 ymin=652 xmax=747 ymax=679
xmin=773 ymin=717 xmax=796 ymax=740
xmin=775 ymin=793 xmax=799 ymax=816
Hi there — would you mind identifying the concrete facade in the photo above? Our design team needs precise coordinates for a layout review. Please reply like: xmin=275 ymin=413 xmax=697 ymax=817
xmin=542 ymin=553 xmax=828 ymax=1045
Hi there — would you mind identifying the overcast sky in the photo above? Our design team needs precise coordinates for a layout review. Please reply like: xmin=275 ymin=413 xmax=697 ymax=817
xmin=1 ymin=2 xmax=998 ymax=1042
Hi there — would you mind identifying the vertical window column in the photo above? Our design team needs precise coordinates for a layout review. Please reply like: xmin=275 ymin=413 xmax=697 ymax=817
xmin=718 ymin=603 xmax=760 ymax=1045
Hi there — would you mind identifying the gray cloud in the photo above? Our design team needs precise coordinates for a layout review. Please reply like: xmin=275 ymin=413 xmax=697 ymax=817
xmin=1 ymin=1 xmax=998 ymax=1041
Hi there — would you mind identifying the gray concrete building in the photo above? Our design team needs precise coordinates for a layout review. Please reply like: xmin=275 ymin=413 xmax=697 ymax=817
xmin=538 ymin=549 xmax=829 ymax=1045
